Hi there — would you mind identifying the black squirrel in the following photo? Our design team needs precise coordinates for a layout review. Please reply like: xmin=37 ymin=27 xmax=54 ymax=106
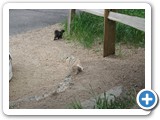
xmin=54 ymin=30 xmax=65 ymax=40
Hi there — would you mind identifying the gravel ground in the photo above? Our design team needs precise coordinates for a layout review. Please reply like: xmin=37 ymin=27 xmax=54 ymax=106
xmin=9 ymin=24 xmax=145 ymax=109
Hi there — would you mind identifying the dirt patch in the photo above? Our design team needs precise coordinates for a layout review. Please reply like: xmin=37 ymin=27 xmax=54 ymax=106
xmin=9 ymin=24 xmax=145 ymax=109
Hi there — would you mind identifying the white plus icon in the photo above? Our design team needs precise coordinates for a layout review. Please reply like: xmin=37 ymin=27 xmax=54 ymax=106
xmin=142 ymin=93 xmax=153 ymax=105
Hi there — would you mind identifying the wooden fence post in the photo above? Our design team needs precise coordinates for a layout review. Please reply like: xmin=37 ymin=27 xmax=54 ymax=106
xmin=68 ymin=9 xmax=76 ymax=34
xmin=103 ymin=9 xmax=116 ymax=57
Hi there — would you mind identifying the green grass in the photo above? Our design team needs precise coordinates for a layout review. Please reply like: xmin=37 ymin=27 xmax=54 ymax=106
xmin=94 ymin=90 xmax=136 ymax=109
xmin=64 ymin=12 xmax=104 ymax=48
xmin=64 ymin=9 xmax=145 ymax=48
xmin=69 ymin=100 xmax=83 ymax=109
xmin=69 ymin=88 xmax=137 ymax=109
xmin=116 ymin=9 xmax=145 ymax=47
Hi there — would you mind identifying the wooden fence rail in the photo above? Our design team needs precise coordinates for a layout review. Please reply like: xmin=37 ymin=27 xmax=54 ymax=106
xmin=108 ymin=11 xmax=145 ymax=32
xmin=68 ymin=9 xmax=145 ymax=57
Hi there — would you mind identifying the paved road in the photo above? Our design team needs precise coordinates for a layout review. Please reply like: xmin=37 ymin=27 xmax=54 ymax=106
xmin=9 ymin=9 xmax=69 ymax=36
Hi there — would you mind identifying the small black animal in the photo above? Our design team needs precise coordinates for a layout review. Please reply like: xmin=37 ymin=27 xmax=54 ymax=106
xmin=54 ymin=30 xmax=65 ymax=40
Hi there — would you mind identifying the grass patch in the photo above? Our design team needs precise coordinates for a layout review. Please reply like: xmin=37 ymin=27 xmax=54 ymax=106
xmin=64 ymin=12 xmax=104 ymax=48
xmin=94 ymin=90 xmax=136 ymax=109
xmin=69 ymin=100 xmax=83 ymax=109
xmin=64 ymin=9 xmax=145 ymax=48
xmin=116 ymin=9 xmax=145 ymax=47
xmin=69 ymin=88 xmax=137 ymax=109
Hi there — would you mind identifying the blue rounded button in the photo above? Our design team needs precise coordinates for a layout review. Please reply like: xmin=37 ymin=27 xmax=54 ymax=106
xmin=137 ymin=89 xmax=158 ymax=110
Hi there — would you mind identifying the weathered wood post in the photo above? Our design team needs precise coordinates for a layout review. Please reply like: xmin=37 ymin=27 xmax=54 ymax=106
xmin=103 ymin=9 xmax=116 ymax=57
xmin=68 ymin=9 xmax=76 ymax=34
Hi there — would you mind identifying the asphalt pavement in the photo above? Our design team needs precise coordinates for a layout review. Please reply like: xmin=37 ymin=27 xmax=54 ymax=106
xmin=9 ymin=9 xmax=69 ymax=36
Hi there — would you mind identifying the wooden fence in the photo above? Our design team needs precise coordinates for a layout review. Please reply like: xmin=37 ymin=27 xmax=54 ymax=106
xmin=68 ymin=9 xmax=145 ymax=57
